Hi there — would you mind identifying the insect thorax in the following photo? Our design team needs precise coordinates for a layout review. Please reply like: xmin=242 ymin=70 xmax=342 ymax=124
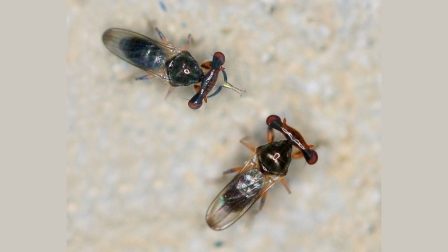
xmin=165 ymin=51 xmax=204 ymax=86
xmin=256 ymin=140 xmax=292 ymax=176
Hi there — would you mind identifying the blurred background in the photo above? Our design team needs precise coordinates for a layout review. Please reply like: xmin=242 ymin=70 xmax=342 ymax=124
xmin=67 ymin=0 xmax=381 ymax=251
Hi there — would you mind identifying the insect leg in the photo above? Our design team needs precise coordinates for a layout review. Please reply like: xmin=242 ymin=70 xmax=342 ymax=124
xmin=136 ymin=75 xmax=149 ymax=80
xmin=239 ymin=137 xmax=257 ymax=154
xmin=291 ymin=151 xmax=304 ymax=159
xmin=206 ymin=86 xmax=223 ymax=98
xmin=222 ymin=166 xmax=244 ymax=175
xmin=181 ymin=33 xmax=193 ymax=51
xmin=146 ymin=69 xmax=170 ymax=81
xmin=279 ymin=177 xmax=292 ymax=194
xmin=155 ymin=27 xmax=167 ymax=41
xmin=187 ymin=33 xmax=192 ymax=47
xmin=292 ymin=144 xmax=315 ymax=159
xmin=258 ymin=192 xmax=268 ymax=211
xmin=193 ymin=84 xmax=201 ymax=93
xmin=164 ymin=86 xmax=175 ymax=100
xmin=200 ymin=61 xmax=212 ymax=69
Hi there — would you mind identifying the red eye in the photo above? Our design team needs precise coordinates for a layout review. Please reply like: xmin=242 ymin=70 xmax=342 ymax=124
xmin=213 ymin=51 xmax=225 ymax=65
xmin=266 ymin=114 xmax=281 ymax=127
xmin=304 ymin=149 xmax=318 ymax=165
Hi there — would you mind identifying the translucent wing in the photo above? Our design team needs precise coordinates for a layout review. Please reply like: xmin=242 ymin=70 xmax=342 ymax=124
xmin=102 ymin=28 xmax=180 ymax=76
xmin=206 ymin=159 xmax=279 ymax=230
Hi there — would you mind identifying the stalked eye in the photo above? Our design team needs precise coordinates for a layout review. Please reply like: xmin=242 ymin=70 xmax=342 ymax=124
xmin=213 ymin=52 xmax=225 ymax=64
xmin=266 ymin=114 xmax=282 ymax=127
xmin=211 ymin=51 xmax=225 ymax=68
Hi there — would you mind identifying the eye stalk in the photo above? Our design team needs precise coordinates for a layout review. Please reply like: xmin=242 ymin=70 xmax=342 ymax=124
xmin=266 ymin=114 xmax=318 ymax=165
xmin=187 ymin=51 xmax=232 ymax=109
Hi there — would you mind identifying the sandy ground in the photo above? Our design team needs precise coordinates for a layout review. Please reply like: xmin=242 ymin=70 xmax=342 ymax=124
xmin=67 ymin=0 xmax=381 ymax=251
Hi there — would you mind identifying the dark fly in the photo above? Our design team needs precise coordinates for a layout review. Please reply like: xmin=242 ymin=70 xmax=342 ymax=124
xmin=206 ymin=115 xmax=318 ymax=230
xmin=102 ymin=28 xmax=244 ymax=108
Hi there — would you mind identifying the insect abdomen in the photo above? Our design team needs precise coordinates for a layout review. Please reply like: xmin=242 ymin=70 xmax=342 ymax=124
xmin=119 ymin=36 xmax=166 ymax=70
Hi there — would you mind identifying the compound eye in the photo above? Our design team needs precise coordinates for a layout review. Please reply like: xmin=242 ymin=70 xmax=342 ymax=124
xmin=266 ymin=114 xmax=282 ymax=127
xmin=303 ymin=149 xmax=318 ymax=165
xmin=212 ymin=52 xmax=225 ymax=65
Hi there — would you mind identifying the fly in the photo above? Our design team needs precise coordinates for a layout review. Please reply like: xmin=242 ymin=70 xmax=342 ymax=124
xmin=206 ymin=115 xmax=318 ymax=230
xmin=102 ymin=28 xmax=244 ymax=108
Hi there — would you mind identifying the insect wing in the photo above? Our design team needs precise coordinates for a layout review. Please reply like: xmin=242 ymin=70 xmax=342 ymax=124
xmin=206 ymin=165 xmax=277 ymax=230
xmin=102 ymin=28 xmax=178 ymax=75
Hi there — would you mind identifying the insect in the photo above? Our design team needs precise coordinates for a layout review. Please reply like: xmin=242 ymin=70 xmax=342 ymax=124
xmin=102 ymin=28 xmax=244 ymax=108
xmin=206 ymin=115 xmax=318 ymax=230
